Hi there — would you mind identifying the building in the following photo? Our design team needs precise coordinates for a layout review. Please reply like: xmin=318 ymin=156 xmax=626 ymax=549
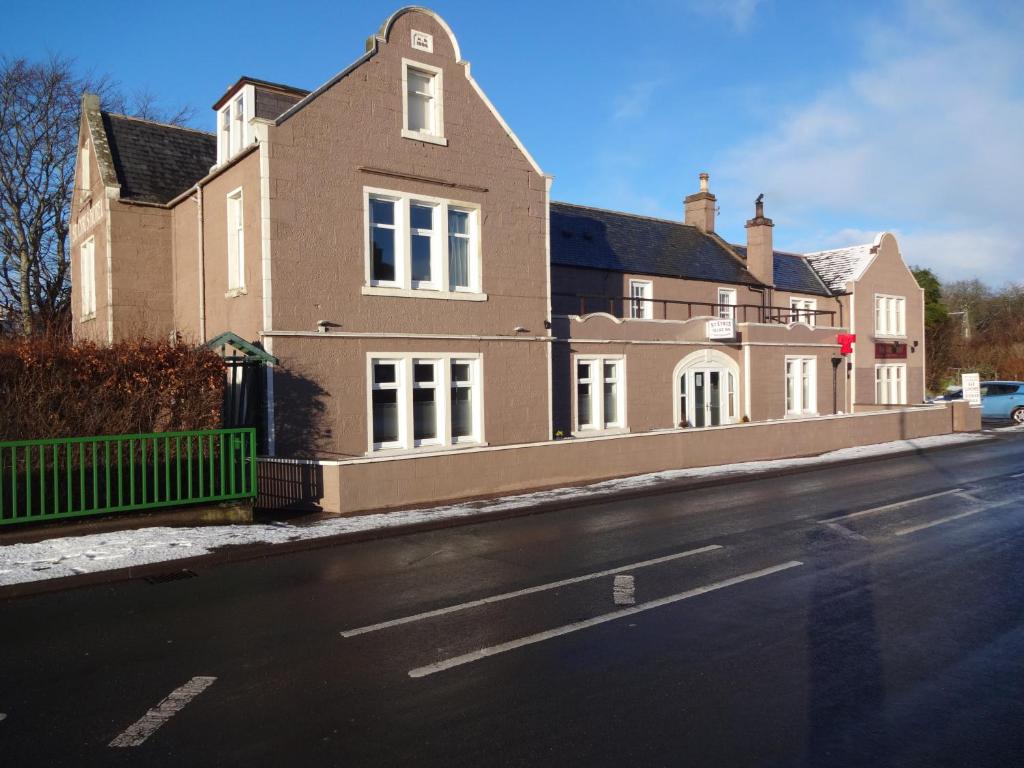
xmin=69 ymin=6 xmax=926 ymax=479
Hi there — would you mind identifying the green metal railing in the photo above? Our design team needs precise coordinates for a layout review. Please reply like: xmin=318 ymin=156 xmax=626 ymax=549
xmin=0 ymin=428 xmax=256 ymax=526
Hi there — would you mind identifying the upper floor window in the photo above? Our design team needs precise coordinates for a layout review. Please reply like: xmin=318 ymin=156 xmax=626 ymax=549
xmin=875 ymin=294 xmax=905 ymax=337
xmin=217 ymin=91 xmax=250 ymax=164
xmin=717 ymin=288 xmax=737 ymax=320
xmin=226 ymin=189 xmax=245 ymax=292
xmin=364 ymin=188 xmax=481 ymax=297
xmin=629 ymin=280 xmax=653 ymax=319
xmin=80 ymin=236 xmax=96 ymax=319
xmin=80 ymin=142 xmax=91 ymax=196
xmin=402 ymin=60 xmax=446 ymax=145
xmin=790 ymin=297 xmax=817 ymax=326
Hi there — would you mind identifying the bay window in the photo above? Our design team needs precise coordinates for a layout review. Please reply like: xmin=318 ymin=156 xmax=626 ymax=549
xmin=574 ymin=356 xmax=626 ymax=433
xmin=365 ymin=188 xmax=481 ymax=297
xmin=368 ymin=354 xmax=481 ymax=452
xmin=785 ymin=357 xmax=817 ymax=415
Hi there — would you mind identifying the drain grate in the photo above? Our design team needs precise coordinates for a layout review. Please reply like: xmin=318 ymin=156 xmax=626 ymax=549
xmin=143 ymin=569 xmax=198 ymax=585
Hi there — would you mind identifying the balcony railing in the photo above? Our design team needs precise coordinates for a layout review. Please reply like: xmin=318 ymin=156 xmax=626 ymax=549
xmin=553 ymin=293 xmax=837 ymax=326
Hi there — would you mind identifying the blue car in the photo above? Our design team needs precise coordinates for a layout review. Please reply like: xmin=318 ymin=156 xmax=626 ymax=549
xmin=933 ymin=380 xmax=1024 ymax=423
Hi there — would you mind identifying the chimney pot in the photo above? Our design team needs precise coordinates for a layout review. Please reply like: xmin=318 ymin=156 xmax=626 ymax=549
xmin=699 ymin=172 xmax=709 ymax=192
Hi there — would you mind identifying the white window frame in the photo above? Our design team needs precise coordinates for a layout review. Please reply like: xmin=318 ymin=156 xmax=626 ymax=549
xmin=363 ymin=187 xmax=483 ymax=299
xmin=80 ymin=142 xmax=90 ymax=196
xmin=717 ymin=288 xmax=737 ymax=320
xmin=672 ymin=350 xmax=741 ymax=429
xmin=790 ymin=297 xmax=817 ymax=326
xmin=875 ymin=363 xmax=907 ymax=405
xmin=401 ymin=59 xmax=447 ymax=146
xmin=366 ymin=353 xmax=483 ymax=454
xmin=216 ymin=87 xmax=253 ymax=164
xmin=80 ymin=236 xmax=96 ymax=319
xmin=785 ymin=356 xmax=817 ymax=416
xmin=629 ymin=279 xmax=653 ymax=319
xmin=226 ymin=188 xmax=245 ymax=293
xmin=572 ymin=355 xmax=627 ymax=435
xmin=874 ymin=294 xmax=906 ymax=337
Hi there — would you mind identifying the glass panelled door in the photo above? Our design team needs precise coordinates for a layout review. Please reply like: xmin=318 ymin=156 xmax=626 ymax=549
xmin=681 ymin=367 xmax=734 ymax=427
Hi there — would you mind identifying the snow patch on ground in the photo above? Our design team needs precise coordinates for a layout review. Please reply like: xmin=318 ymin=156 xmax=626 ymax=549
xmin=0 ymin=432 xmax=989 ymax=587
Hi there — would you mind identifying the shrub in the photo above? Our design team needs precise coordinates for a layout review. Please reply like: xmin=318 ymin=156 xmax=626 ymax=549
xmin=0 ymin=336 xmax=225 ymax=440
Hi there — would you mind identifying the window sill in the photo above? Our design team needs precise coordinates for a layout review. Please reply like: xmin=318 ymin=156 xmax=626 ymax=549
xmin=366 ymin=441 xmax=487 ymax=458
xmin=362 ymin=286 xmax=487 ymax=302
xmin=80 ymin=312 xmax=96 ymax=323
xmin=873 ymin=333 xmax=907 ymax=340
xmin=225 ymin=287 xmax=248 ymax=299
xmin=572 ymin=426 xmax=630 ymax=438
xmin=401 ymin=129 xmax=448 ymax=146
xmin=784 ymin=411 xmax=819 ymax=419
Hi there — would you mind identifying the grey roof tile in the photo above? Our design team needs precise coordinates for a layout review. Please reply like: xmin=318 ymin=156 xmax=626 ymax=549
xmin=732 ymin=245 xmax=833 ymax=296
xmin=551 ymin=202 xmax=761 ymax=286
xmin=804 ymin=242 xmax=876 ymax=293
xmin=102 ymin=113 xmax=216 ymax=204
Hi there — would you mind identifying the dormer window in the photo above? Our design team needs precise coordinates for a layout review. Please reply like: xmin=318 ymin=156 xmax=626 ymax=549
xmin=402 ymin=60 xmax=446 ymax=146
xmin=217 ymin=90 xmax=250 ymax=164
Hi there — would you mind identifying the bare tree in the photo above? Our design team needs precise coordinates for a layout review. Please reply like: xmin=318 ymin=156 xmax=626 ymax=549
xmin=0 ymin=56 xmax=193 ymax=335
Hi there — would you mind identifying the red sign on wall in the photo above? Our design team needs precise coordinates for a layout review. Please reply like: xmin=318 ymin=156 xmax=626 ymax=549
xmin=837 ymin=334 xmax=856 ymax=355
xmin=875 ymin=342 xmax=908 ymax=359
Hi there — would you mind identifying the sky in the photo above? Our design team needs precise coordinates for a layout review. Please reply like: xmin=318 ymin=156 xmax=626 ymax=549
xmin=6 ymin=0 xmax=1023 ymax=286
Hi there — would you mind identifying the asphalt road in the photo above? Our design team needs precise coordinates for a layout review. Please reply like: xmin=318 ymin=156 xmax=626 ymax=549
xmin=2 ymin=431 xmax=1024 ymax=767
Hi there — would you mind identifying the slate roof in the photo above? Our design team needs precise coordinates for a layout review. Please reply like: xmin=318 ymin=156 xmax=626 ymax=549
xmin=550 ymin=202 xmax=762 ymax=286
xmin=101 ymin=113 xmax=217 ymax=204
xmin=732 ymin=245 xmax=833 ymax=296
xmin=804 ymin=242 xmax=876 ymax=293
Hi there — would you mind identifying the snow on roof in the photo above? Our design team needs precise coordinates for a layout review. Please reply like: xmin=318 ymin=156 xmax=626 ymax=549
xmin=804 ymin=236 xmax=881 ymax=293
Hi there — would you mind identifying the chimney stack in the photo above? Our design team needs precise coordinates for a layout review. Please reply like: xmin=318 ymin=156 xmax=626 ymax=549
xmin=744 ymin=194 xmax=775 ymax=286
xmin=684 ymin=172 xmax=716 ymax=232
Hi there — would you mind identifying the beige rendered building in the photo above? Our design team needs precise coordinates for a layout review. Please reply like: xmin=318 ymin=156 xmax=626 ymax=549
xmin=69 ymin=6 xmax=926 ymax=473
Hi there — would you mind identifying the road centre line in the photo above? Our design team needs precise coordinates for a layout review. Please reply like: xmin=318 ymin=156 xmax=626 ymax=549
xmin=894 ymin=498 xmax=1019 ymax=536
xmin=109 ymin=676 xmax=217 ymax=748
xmin=340 ymin=545 xmax=722 ymax=638
xmin=824 ymin=489 xmax=965 ymax=523
xmin=408 ymin=561 xmax=803 ymax=678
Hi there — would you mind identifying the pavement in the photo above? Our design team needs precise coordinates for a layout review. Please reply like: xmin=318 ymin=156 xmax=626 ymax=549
xmin=1 ymin=429 xmax=1024 ymax=766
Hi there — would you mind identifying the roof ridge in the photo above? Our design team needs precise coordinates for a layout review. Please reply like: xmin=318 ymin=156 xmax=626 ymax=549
xmin=552 ymin=200 xmax=698 ymax=230
xmin=804 ymin=241 xmax=874 ymax=257
xmin=103 ymin=111 xmax=214 ymax=138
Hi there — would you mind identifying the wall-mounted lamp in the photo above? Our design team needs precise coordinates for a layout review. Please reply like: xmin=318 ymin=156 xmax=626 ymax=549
xmin=317 ymin=319 xmax=340 ymax=333
xmin=513 ymin=326 xmax=529 ymax=334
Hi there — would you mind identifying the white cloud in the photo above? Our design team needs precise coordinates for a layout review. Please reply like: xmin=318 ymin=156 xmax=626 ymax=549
xmin=612 ymin=80 xmax=662 ymax=121
xmin=715 ymin=0 xmax=1024 ymax=285
xmin=687 ymin=0 xmax=765 ymax=31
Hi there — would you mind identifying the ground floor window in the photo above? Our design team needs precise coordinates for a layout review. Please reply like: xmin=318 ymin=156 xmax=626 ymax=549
xmin=369 ymin=354 xmax=481 ymax=451
xmin=875 ymin=363 xmax=906 ymax=405
xmin=574 ymin=356 xmax=625 ymax=433
xmin=785 ymin=357 xmax=817 ymax=415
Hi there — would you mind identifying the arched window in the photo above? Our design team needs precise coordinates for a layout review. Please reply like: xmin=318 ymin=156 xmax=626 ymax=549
xmin=672 ymin=349 xmax=740 ymax=428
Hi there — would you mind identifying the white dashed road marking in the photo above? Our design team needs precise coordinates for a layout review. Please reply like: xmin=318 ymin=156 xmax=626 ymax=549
xmin=824 ymin=489 xmax=965 ymax=523
xmin=894 ymin=497 xmax=1019 ymax=536
xmin=408 ymin=561 xmax=804 ymax=678
xmin=109 ymin=676 xmax=217 ymax=748
xmin=613 ymin=574 xmax=635 ymax=605
xmin=341 ymin=544 xmax=722 ymax=637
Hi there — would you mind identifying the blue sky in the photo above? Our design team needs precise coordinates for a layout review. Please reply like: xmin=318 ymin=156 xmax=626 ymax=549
xmin=8 ymin=0 xmax=1023 ymax=285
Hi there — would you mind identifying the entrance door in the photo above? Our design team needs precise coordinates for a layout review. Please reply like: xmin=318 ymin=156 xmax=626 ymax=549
xmin=682 ymin=367 xmax=732 ymax=427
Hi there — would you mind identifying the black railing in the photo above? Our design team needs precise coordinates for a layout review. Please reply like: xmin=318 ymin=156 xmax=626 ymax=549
xmin=552 ymin=293 xmax=836 ymax=326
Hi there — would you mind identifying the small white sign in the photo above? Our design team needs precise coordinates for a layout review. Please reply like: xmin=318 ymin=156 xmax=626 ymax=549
xmin=707 ymin=318 xmax=735 ymax=340
xmin=962 ymin=372 xmax=981 ymax=405
xmin=411 ymin=30 xmax=433 ymax=53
